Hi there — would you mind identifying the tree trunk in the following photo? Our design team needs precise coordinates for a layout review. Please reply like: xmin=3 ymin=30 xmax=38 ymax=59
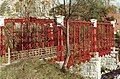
xmin=61 ymin=20 xmax=70 ymax=72
xmin=61 ymin=0 xmax=71 ymax=72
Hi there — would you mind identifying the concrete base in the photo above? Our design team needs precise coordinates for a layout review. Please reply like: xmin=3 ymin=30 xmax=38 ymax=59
xmin=56 ymin=61 xmax=64 ymax=69
xmin=80 ymin=52 xmax=101 ymax=79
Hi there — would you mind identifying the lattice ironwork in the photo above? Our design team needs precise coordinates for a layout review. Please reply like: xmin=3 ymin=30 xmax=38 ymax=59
xmin=0 ymin=17 xmax=114 ymax=68
xmin=97 ymin=23 xmax=114 ymax=56
xmin=4 ymin=18 xmax=57 ymax=51
xmin=67 ymin=21 xmax=93 ymax=67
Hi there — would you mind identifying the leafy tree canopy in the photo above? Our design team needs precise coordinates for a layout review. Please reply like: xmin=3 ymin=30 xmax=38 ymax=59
xmin=49 ymin=0 xmax=117 ymax=21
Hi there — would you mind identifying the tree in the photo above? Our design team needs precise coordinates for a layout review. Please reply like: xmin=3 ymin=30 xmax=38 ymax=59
xmin=56 ymin=0 xmax=72 ymax=72
xmin=49 ymin=0 xmax=117 ymax=72
xmin=29 ymin=0 xmax=116 ymax=19
xmin=50 ymin=0 xmax=117 ymax=21
xmin=107 ymin=5 xmax=117 ymax=13
xmin=0 ymin=0 xmax=117 ymax=72
xmin=0 ymin=1 xmax=13 ymax=17
xmin=0 ymin=1 xmax=8 ymax=15
xmin=0 ymin=0 xmax=54 ymax=18
xmin=50 ymin=0 xmax=73 ymax=72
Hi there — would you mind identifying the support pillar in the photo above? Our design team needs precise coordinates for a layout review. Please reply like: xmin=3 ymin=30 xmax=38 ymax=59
xmin=111 ymin=20 xmax=118 ymax=65
xmin=89 ymin=52 xmax=101 ymax=79
xmin=0 ymin=16 xmax=5 ymax=65
xmin=111 ymin=20 xmax=116 ymax=48
xmin=55 ymin=15 xmax=65 ymax=68
xmin=90 ymin=19 xmax=101 ymax=79
xmin=48 ymin=23 xmax=54 ymax=47
xmin=91 ymin=19 xmax=97 ymax=53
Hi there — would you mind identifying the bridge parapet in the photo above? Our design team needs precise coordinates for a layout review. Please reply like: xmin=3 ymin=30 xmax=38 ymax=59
xmin=0 ymin=18 xmax=114 ymax=68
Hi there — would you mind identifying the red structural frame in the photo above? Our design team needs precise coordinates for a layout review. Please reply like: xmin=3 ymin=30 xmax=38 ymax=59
xmin=0 ymin=26 xmax=5 ymax=56
xmin=0 ymin=17 xmax=114 ymax=67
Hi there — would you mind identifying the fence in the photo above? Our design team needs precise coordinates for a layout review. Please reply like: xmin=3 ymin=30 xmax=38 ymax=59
xmin=0 ymin=17 xmax=114 ymax=67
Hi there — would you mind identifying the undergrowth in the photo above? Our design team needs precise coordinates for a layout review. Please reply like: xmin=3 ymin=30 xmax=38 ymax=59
xmin=0 ymin=58 xmax=84 ymax=79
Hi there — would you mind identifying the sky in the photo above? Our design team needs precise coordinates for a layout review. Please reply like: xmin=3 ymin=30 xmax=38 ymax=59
xmin=0 ymin=0 xmax=4 ymax=5
xmin=110 ymin=0 xmax=120 ymax=7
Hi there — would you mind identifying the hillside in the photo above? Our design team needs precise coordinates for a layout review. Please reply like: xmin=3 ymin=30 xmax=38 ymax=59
xmin=0 ymin=58 xmax=84 ymax=79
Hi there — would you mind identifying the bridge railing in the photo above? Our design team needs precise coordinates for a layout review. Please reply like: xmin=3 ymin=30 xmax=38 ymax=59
xmin=97 ymin=22 xmax=114 ymax=56
xmin=0 ymin=18 xmax=114 ymax=67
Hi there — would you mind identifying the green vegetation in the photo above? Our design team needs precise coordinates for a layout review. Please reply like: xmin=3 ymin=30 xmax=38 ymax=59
xmin=0 ymin=58 xmax=84 ymax=79
xmin=50 ymin=0 xmax=117 ymax=21
xmin=0 ymin=0 xmax=117 ymax=20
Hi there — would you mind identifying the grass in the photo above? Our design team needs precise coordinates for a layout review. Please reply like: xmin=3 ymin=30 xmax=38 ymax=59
xmin=0 ymin=58 xmax=84 ymax=79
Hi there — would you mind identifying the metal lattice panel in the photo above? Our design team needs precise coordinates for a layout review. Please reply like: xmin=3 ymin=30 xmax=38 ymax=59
xmin=0 ymin=17 xmax=114 ymax=67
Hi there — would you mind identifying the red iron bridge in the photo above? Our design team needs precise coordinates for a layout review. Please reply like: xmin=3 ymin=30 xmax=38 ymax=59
xmin=0 ymin=17 xmax=114 ymax=67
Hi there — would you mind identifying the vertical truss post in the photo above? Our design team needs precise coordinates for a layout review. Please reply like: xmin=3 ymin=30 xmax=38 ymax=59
xmin=1 ymin=27 xmax=5 ymax=63
xmin=35 ymin=23 xmax=39 ymax=48
xmin=0 ymin=27 xmax=3 ymax=56
xmin=21 ymin=23 xmax=23 ymax=50
xmin=57 ymin=27 xmax=60 ymax=61
xmin=29 ymin=21 xmax=31 ymax=49
xmin=42 ymin=26 xmax=45 ymax=48
xmin=0 ymin=16 xmax=5 ymax=64
xmin=91 ymin=19 xmax=97 ymax=53
xmin=56 ymin=15 xmax=65 ymax=62
xmin=106 ymin=24 xmax=109 ymax=54
xmin=57 ymin=27 xmax=64 ymax=61
xmin=111 ymin=20 xmax=116 ymax=48
xmin=111 ymin=20 xmax=118 ymax=63
xmin=91 ymin=19 xmax=101 ymax=79
xmin=0 ymin=26 xmax=3 ymax=64
xmin=48 ymin=23 xmax=54 ymax=47
xmin=13 ymin=22 xmax=15 ymax=51
xmin=60 ymin=27 xmax=64 ymax=61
